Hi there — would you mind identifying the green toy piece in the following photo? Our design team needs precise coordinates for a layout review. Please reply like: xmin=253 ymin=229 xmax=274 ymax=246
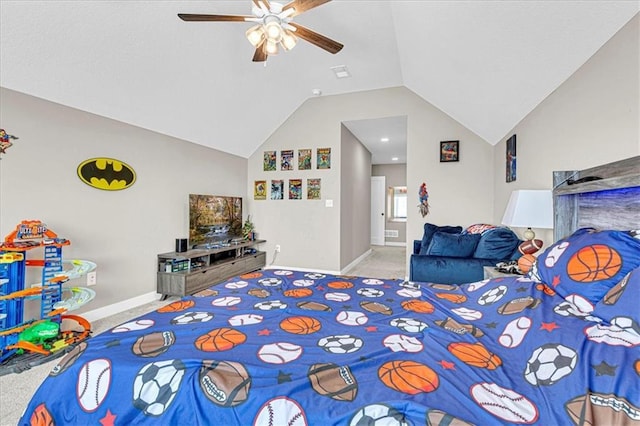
xmin=18 ymin=321 xmax=60 ymax=345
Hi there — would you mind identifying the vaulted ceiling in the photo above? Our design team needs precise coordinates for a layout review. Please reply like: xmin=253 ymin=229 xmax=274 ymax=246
xmin=1 ymin=1 xmax=637 ymax=159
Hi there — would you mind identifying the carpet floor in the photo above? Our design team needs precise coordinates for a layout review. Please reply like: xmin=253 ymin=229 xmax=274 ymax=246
xmin=0 ymin=245 xmax=405 ymax=425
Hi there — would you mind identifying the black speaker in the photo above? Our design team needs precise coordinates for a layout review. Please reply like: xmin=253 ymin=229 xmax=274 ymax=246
xmin=176 ymin=238 xmax=188 ymax=253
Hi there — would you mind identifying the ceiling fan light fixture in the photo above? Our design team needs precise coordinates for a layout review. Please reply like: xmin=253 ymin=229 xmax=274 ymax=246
xmin=281 ymin=30 xmax=297 ymax=50
xmin=246 ymin=25 xmax=265 ymax=47
xmin=264 ymin=19 xmax=283 ymax=42
xmin=265 ymin=39 xmax=279 ymax=55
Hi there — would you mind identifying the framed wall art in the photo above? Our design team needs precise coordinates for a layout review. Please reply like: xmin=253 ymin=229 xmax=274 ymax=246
xmin=289 ymin=179 xmax=302 ymax=199
xmin=440 ymin=141 xmax=459 ymax=162
xmin=317 ymin=148 xmax=331 ymax=169
xmin=263 ymin=151 xmax=276 ymax=171
xmin=281 ymin=150 xmax=294 ymax=171
xmin=307 ymin=178 xmax=321 ymax=200
xmin=506 ymin=134 xmax=516 ymax=182
xmin=298 ymin=149 xmax=312 ymax=170
xmin=271 ymin=180 xmax=283 ymax=200
xmin=254 ymin=180 xmax=267 ymax=200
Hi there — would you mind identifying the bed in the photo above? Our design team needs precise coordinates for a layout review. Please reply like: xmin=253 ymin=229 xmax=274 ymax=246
xmin=19 ymin=158 xmax=640 ymax=425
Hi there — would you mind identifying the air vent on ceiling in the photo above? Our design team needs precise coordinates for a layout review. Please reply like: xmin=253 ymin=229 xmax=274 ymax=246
xmin=331 ymin=65 xmax=351 ymax=79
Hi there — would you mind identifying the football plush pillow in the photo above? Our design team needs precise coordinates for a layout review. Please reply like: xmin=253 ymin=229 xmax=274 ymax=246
xmin=534 ymin=228 xmax=640 ymax=304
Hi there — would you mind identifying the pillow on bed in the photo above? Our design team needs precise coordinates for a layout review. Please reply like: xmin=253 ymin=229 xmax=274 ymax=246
xmin=472 ymin=227 xmax=521 ymax=260
xmin=533 ymin=228 xmax=640 ymax=304
xmin=462 ymin=223 xmax=497 ymax=235
xmin=426 ymin=232 xmax=481 ymax=258
xmin=419 ymin=223 xmax=463 ymax=255
xmin=592 ymin=266 xmax=640 ymax=324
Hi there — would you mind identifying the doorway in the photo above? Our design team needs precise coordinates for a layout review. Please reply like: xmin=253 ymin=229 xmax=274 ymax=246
xmin=371 ymin=176 xmax=386 ymax=245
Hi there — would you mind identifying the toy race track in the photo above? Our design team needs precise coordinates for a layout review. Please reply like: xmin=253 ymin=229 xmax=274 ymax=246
xmin=0 ymin=220 xmax=96 ymax=372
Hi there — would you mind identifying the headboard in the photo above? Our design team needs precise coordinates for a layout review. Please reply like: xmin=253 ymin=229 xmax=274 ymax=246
xmin=553 ymin=155 xmax=640 ymax=241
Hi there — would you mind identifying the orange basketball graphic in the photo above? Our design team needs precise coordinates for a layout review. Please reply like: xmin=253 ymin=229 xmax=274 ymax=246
xmin=448 ymin=342 xmax=502 ymax=370
xmin=240 ymin=272 xmax=263 ymax=279
xmin=536 ymin=283 xmax=556 ymax=296
xmin=280 ymin=316 xmax=321 ymax=334
xmin=157 ymin=299 xmax=195 ymax=313
xmin=435 ymin=293 xmax=467 ymax=304
xmin=30 ymin=403 xmax=54 ymax=426
xmin=635 ymin=359 xmax=640 ymax=377
xmin=284 ymin=288 xmax=313 ymax=298
xmin=401 ymin=299 xmax=435 ymax=314
xmin=566 ymin=244 xmax=622 ymax=282
xmin=327 ymin=281 xmax=354 ymax=289
xmin=195 ymin=327 xmax=246 ymax=352
xmin=518 ymin=254 xmax=536 ymax=274
xmin=378 ymin=360 xmax=439 ymax=395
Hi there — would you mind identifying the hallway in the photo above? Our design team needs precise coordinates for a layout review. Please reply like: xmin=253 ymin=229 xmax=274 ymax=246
xmin=344 ymin=245 xmax=407 ymax=280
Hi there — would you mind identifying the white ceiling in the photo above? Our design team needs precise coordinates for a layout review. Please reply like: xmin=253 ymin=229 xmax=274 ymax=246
xmin=1 ymin=1 xmax=638 ymax=163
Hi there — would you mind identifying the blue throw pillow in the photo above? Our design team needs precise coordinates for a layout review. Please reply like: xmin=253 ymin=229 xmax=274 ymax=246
xmin=419 ymin=224 xmax=463 ymax=255
xmin=473 ymin=227 xmax=520 ymax=260
xmin=426 ymin=232 xmax=481 ymax=258
xmin=534 ymin=228 xmax=640 ymax=304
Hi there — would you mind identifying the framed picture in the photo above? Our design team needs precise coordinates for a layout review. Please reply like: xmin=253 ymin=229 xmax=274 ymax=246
xmin=440 ymin=140 xmax=459 ymax=162
xmin=281 ymin=150 xmax=294 ymax=171
xmin=307 ymin=178 xmax=321 ymax=200
xmin=317 ymin=148 xmax=331 ymax=169
xmin=270 ymin=180 xmax=283 ymax=200
xmin=506 ymin=134 xmax=516 ymax=182
xmin=254 ymin=180 xmax=266 ymax=200
xmin=263 ymin=151 xmax=276 ymax=171
xmin=289 ymin=179 xmax=302 ymax=200
xmin=298 ymin=149 xmax=312 ymax=170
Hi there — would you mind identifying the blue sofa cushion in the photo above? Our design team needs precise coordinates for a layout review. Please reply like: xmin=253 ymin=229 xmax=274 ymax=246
xmin=419 ymin=223 xmax=463 ymax=255
xmin=426 ymin=232 xmax=481 ymax=258
xmin=473 ymin=227 xmax=520 ymax=260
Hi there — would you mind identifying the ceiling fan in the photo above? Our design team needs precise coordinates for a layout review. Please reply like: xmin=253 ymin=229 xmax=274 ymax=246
xmin=178 ymin=0 xmax=343 ymax=62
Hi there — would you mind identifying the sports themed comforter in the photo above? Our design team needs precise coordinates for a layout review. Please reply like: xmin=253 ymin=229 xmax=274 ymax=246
xmin=19 ymin=230 xmax=640 ymax=425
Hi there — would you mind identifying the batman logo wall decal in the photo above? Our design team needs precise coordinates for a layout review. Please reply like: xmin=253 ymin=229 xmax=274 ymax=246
xmin=77 ymin=158 xmax=136 ymax=191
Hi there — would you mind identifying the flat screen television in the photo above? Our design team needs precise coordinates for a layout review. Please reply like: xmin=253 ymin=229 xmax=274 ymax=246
xmin=189 ymin=194 xmax=242 ymax=248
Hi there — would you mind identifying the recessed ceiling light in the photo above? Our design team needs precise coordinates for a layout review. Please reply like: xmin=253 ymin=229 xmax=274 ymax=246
xmin=381 ymin=137 xmax=389 ymax=142
xmin=392 ymin=157 xmax=399 ymax=161
xmin=330 ymin=65 xmax=351 ymax=79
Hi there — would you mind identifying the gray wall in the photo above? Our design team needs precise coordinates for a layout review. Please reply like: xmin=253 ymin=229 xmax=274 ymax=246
xmin=340 ymin=125 xmax=372 ymax=269
xmin=372 ymin=163 xmax=407 ymax=245
xmin=492 ymin=13 xmax=640 ymax=245
xmin=0 ymin=88 xmax=247 ymax=315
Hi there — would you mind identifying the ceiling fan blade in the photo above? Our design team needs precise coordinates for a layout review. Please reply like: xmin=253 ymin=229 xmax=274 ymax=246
xmin=178 ymin=13 xmax=252 ymax=22
xmin=283 ymin=0 xmax=331 ymax=17
xmin=252 ymin=0 xmax=271 ymax=12
xmin=289 ymin=22 xmax=343 ymax=54
xmin=252 ymin=40 xmax=268 ymax=62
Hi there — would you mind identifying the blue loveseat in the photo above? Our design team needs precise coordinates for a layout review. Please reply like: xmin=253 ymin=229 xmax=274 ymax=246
xmin=409 ymin=223 xmax=522 ymax=284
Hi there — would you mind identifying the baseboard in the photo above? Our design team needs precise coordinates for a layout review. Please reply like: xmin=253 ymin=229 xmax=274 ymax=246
xmin=267 ymin=249 xmax=374 ymax=276
xmin=384 ymin=242 xmax=406 ymax=247
xmin=81 ymin=291 xmax=161 ymax=323
xmin=265 ymin=265 xmax=342 ymax=275
xmin=340 ymin=249 xmax=373 ymax=274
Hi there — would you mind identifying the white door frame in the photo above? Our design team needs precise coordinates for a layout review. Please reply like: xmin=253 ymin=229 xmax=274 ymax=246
xmin=371 ymin=176 xmax=386 ymax=246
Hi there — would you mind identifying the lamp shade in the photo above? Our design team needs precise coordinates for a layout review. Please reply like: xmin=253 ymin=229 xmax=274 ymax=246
xmin=501 ymin=190 xmax=553 ymax=230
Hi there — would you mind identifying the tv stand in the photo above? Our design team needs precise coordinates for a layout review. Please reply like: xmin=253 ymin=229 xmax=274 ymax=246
xmin=157 ymin=239 xmax=266 ymax=299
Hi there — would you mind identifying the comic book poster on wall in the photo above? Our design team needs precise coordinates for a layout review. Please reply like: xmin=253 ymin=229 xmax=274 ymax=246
xmin=271 ymin=180 xmax=284 ymax=200
xmin=506 ymin=135 xmax=516 ymax=182
xmin=263 ymin=151 xmax=276 ymax=171
xmin=317 ymin=147 xmax=331 ymax=169
xmin=289 ymin=179 xmax=302 ymax=200
xmin=307 ymin=178 xmax=321 ymax=200
xmin=281 ymin=150 xmax=294 ymax=171
xmin=298 ymin=149 xmax=312 ymax=170
xmin=254 ymin=180 xmax=267 ymax=200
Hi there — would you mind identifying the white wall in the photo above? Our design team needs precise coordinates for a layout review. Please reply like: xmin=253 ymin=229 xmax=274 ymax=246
xmin=0 ymin=88 xmax=247 ymax=314
xmin=492 ymin=14 xmax=640 ymax=243
xmin=248 ymin=86 xmax=495 ymax=272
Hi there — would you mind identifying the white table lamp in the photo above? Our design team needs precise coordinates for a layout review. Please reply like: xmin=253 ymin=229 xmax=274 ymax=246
xmin=501 ymin=190 xmax=553 ymax=241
